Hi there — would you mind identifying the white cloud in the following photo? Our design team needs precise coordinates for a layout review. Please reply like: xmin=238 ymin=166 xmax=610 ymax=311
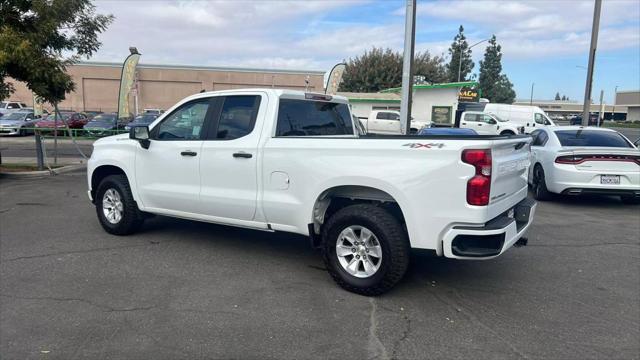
xmin=415 ymin=0 xmax=640 ymax=59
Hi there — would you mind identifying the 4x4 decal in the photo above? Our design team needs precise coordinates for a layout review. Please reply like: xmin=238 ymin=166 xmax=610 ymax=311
xmin=402 ymin=143 xmax=445 ymax=149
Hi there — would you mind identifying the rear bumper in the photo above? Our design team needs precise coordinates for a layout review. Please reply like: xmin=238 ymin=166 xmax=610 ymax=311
xmin=442 ymin=198 xmax=536 ymax=259
xmin=561 ymin=188 xmax=640 ymax=197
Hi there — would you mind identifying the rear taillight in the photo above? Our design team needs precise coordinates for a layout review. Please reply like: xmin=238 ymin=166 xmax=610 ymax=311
xmin=555 ymin=154 xmax=640 ymax=165
xmin=462 ymin=149 xmax=492 ymax=206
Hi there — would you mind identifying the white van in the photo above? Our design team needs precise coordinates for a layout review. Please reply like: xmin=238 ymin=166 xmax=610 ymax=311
xmin=483 ymin=104 xmax=555 ymax=134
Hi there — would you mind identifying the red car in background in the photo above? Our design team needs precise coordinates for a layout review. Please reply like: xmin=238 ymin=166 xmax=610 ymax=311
xmin=34 ymin=112 xmax=89 ymax=132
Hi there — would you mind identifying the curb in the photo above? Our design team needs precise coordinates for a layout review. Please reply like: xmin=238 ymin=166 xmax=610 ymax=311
xmin=0 ymin=164 xmax=86 ymax=179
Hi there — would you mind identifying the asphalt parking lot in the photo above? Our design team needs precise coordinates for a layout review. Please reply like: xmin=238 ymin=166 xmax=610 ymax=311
xmin=1 ymin=173 xmax=639 ymax=359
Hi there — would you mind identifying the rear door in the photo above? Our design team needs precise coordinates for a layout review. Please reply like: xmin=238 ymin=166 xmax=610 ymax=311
xmin=198 ymin=94 xmax=263 ymax=221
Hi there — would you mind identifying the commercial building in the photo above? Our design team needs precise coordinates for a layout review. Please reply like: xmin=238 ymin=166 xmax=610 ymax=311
xmin=513 ymin=99 xmax=627 ymax=120
xmin=8 ymin=61 xmax=325 ymax=113
xmin=342 ymin=81 xmax=478 ymax=125
xmin=615 ymin=90 xmax=640 ymax=121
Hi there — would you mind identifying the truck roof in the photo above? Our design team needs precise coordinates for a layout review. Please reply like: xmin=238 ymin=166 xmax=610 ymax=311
xmin=189 ymin=88 xmax=349 ymax=104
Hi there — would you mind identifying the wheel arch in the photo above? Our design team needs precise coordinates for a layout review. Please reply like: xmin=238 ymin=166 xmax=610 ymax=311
xmin=309 ymin=184 xmax=408 ymax=241
xmin=90 ymin=165 xmax=134 ymax=203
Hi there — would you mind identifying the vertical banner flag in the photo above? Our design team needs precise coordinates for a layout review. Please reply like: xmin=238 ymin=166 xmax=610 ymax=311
xmin=325 ymin=63 xmax=346 ymax=95
xmin=117 ymin=53 xmax=141 ymax=119
xmin=33 ymin=94 xmax=44 ymax=116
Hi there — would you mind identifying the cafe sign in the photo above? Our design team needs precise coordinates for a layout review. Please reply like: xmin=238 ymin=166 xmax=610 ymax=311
xmin=458 ymin=87 xmax=479 ymax=102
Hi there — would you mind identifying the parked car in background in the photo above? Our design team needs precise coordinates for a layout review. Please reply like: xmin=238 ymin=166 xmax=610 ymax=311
xmin=0 ymin=101 xmax=28 ymax=116
xmin=417 ymin=127 xmax=478 ymax=136
xmin=83 ymin=113 xmax=128 ymax=136
xmin=458 ymin=111 xmax=523 ymax=135
xmin=529 ymin=126 xmax=640 ymax=204
xmin=360 ymin=110 xmax=428 ymax=134
xmin=124 ymin=113 xmax=159 ymax=131
xmin=88 ymin=89 xmax=536 ymax=295
xmin=0 ymin=110 xmax=41 ymax=136
xmin=83 ymin=110 xmax=104 ymax=120
xmin=570 ymin=113 xmax=600 ymax=126
xmin=34 ymin=111 xmax=89 ymax=133
xmin=483 ymin=104 xmax=555 ymax=133
xmin=143 ymin=108 xmax=164 ymax=115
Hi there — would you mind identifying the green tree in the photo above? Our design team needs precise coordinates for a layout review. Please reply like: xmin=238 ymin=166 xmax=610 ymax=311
xmin=339 ymin=47 xmax=447 ymax=92
xmin=555 ymin=92 xmax=561 ymax=100
xmin=478 ymin=35 xmax=515 ymax=103
xmin=561 ymin=95 xmax=567 ymax=101
xmin=0 ymin=0 xmax=113 ymax=102
xmin=447 ymin=25 xmax=474 ymax=82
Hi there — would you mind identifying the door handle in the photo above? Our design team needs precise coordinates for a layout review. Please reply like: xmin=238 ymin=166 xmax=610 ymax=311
xmin=233 ymin=152 xmax=252 ymax=159
xmin=462 ymin=122 xmax=467 ymax=125
xmin=478 ymin=124 xmax=483 ymax=126
xmin=180 ymin=150 xmax=197 ymax=156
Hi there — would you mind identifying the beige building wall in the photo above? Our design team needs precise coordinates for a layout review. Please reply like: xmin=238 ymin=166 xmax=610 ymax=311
xmin=7 ymin=62 xmax=325 ymax=113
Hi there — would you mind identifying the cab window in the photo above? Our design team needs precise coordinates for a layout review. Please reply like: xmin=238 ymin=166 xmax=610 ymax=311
xmin=534 ymin=113 xmax=545 ymax=125
xmin=154 ymin=100 xmax=210 ymax=140
xmin=215 ymin=95 xmax=261 ymax=140
xmin=464 ymin=113 xmax=479 ymax=122
xmin=531 ymin=130 xmax=548 ymax=146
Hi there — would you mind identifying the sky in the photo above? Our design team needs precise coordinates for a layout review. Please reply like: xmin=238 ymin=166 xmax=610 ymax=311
xmin=91 ymin=0 xmax=640 ymax=103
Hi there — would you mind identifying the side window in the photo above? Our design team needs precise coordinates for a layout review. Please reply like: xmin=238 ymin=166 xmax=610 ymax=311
xmin=534 ymin=113 xmax=545 ymax=124
xmin=389 ymin=113 xmax=400 ymax=121
xmin=8 ymin=103 xmax=20 ymax=109
xmin=276 ymin=99 xmax=354 ymax=137
xmin=376 ymin=112 xmax=387 ymax=120
xmin=154 ymin=100 xmax=210 ymax=140
xmin=531 ymin=130 xmax=541 ymax=146
xmin=215 ymin=95 xmax=261 ymax=140
xmin=483 ymin=115 xmax=494 ymax=123
xmin=531 ymin=130 xmax=548 ymax=146
xmin=464 ymin=113 xmax=478 ymax=122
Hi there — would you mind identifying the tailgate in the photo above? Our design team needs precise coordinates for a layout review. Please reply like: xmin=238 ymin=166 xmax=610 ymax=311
xmin=490 ymin=137 xmax=532 ymax=206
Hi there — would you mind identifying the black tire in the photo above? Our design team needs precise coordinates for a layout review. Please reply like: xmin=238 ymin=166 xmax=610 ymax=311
xmin=321 ymin=204 xmax=410 ymax=296
xmin=95 ymin=174 xmax=144 ymax=235
xmin=500 ymin=131 xmax=515 ymax=136
xmin=621 ymin=196 xmax=640 ymax=205
xmin=532 ymin=164 xmax=552 ymax=201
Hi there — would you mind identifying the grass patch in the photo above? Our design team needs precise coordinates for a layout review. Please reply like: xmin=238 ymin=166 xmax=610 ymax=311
xmin=602 ymin=122 xmax=640 ymax=128
xmin=0 ymin=163 xmax=63 ymax=172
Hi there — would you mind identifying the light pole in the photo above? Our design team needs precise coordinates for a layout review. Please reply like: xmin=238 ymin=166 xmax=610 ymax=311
xmin=530 ymin=83 xmax=535 ymax=105
xmin=457 ymin=38 xmax=489 ymax=82
xmin=581 ymin=0 xmax=602 ymax=126
xmin=611 ymin=85 xmax=618 ymax=120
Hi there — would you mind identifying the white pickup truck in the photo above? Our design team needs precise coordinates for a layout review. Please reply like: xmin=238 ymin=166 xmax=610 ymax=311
xmin=459 ymin=111 xmax=524 ymax=135
xmin=87 ymin=89 xmax=536 ymax=295
xmin=360 ymin=110 xmax=428 ymax=134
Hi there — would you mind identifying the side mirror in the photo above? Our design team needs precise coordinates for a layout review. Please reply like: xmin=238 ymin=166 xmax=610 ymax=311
xmin=488 ymin=119 xmax=497 ymax=125
xmin=130 ymin=126 xmax=150 ymax=149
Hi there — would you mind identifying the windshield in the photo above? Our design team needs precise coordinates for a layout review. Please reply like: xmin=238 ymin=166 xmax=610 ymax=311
xmin=0 ymin=102 xmax=6 ymax=108
xmin=555 ymin=130 xmax=632 ymax=148
xmin=133 ymin=115 xmax=156 ymax=122
xmin=91 ymin=114 xmax=117 ymax=122
xmin=3 ymin=112 xmax=26 ymax=120
xmin=492 ymin=114 xmax=507 ymax=122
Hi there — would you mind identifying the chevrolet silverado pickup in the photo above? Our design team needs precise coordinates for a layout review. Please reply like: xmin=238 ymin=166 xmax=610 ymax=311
xmin=87 ymin=89 xmax=536 ymax=295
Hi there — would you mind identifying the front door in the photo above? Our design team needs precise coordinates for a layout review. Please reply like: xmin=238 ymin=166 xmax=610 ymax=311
xmin=135 ymin=98 xmax=213 ymax=214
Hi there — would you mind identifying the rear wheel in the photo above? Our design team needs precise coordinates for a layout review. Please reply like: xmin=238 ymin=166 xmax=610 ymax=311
xmin=321 ymin=204 xmax=410 ymax=296
xmin=533 ymin=164 xmax=551 ymax=201
xmin=95 ymin=174 xmax=144 ymax=235
xmin=621 ymin=196 xmax=640 ymax=205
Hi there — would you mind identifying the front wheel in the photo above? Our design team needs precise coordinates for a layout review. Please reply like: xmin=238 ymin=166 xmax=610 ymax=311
xmin=321 ymin=204 xmax=410 ymax=296
xmin=95 ymin=174 xmax=144 ymax=235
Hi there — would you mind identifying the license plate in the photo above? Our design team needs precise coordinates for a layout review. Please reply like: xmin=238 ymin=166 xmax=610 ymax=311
xmin=600 ymin=175 xmax=620 ymax=185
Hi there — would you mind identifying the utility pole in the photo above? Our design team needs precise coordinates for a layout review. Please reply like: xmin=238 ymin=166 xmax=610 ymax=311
xmin=611 ymin=85 xmax=618 ymax=120
xmin=530 ymin=83 xmax=535 ymax=105
xmin=582 ymin=0 xmax=602 ymax=126
xmin=400 ymin=0 xmax=416 ymax=135
xmin=598 ymin=89 xmax=604 ymax=127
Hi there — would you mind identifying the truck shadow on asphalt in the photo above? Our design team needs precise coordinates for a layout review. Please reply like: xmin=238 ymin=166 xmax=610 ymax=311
xmin=137 ymin=215 xmax=517 ymax=295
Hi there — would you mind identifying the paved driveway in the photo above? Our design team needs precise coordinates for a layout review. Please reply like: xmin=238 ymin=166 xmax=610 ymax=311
xmin=1 ymin=173 xmax=638 ymax=359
